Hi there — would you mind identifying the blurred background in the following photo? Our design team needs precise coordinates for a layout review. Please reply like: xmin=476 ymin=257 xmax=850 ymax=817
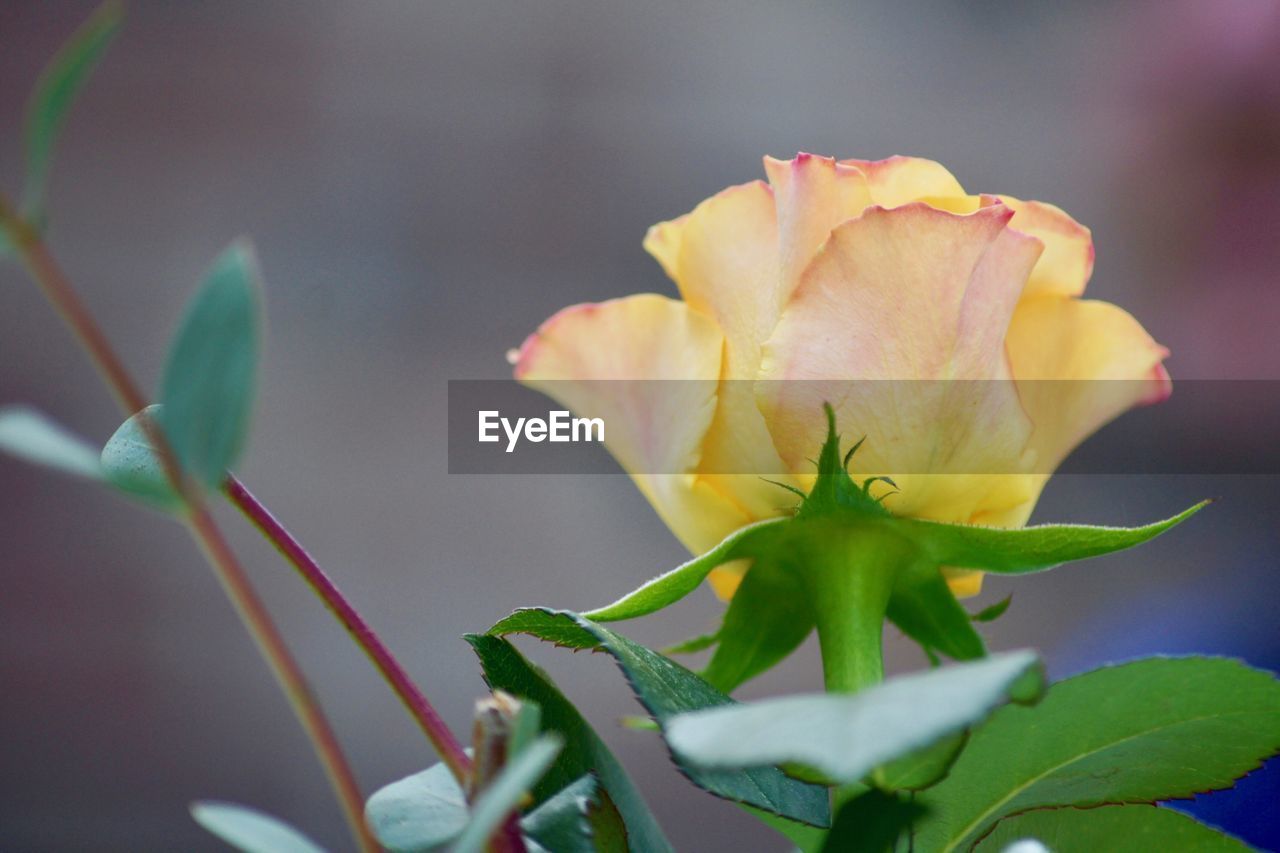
xmin=2 ymin=1 xmax=1278 ymax=849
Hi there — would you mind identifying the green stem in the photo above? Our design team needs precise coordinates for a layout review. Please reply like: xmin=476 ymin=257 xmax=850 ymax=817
xmin=798 ymin=523 xmax=905 ymax=695
xmin=795 ymin=521 xmax=912 ymax=808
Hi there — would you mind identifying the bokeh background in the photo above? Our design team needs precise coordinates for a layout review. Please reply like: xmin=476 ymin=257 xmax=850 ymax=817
xmin=2 ymin=1 xmax=1278 ymax=850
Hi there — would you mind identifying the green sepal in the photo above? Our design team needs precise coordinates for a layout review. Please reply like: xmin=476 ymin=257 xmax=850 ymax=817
xmin=581 ymin=517 xmax=788 ymax=622
xmin=574 ymin=404 xmax=1205 ymax=690
xmin=662 ymin=631 xmax=720 ymax=655
xmin=970 ymin=594 xmax=1012 ymax=623
xmin=887 ymin=561 xmax=986 ymax=662
xmin=702 ymin=558 xmax=813 ymax=693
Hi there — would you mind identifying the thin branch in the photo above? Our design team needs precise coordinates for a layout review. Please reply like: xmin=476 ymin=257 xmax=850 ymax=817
xmin=0 ymin=195 xmax=378 ymax=852
xmin=225 ymin=474 xmax=474 ymax=784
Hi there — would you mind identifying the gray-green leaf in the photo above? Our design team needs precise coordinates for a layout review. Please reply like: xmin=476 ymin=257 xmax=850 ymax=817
xmin=453 ymin=735 xmax=562 ymax=853
xmin=666 ymin=651 xmax=1039 ymax=784
xmin=100 ymin=405 xmax=183 ymax=511
xmin=158 ymin=241 xmax=262 ymax=489
xmin=0 ymin=405 xmax=102 ymax=480
xmin=190 ymin=801 xmax=326 ymax=853
xmin=520 ymin=775 xmax=598 ymax=853
xmin=365 ymin=759 xmax=470 ymax=852
xmin=24 ymin=1 xmax=123 ymax=220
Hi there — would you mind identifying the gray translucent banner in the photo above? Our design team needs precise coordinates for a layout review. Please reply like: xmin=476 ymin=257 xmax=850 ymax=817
xmin=447 ymin=379 xmax=1278 ymax=475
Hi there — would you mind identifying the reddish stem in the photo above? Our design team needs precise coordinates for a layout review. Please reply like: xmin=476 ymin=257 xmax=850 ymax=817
xmin=0 ymin=197 xmax=377 ymax=852
xmin=225 ymin=475 xmax=475 ymax=786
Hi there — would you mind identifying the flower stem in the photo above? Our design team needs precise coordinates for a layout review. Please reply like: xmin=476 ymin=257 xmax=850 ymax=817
xmin=797 ymin=523 xmax=904 ymax=695
xmin=225 ymin=474 xmax=474 ymax=785
xmin=0 ymin=196 xmax=377 ymax=852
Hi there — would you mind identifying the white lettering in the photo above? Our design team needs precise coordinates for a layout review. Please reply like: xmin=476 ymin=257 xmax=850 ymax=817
xmin=574 ymin=416 xmax=604 ymax=442
xmin=481 ymin=410 xmax=604 ymax=452
xmin=502 ymin=417 xmax=525 ymax=453
xmin=549 ymin=410 xmax=570 ymax=442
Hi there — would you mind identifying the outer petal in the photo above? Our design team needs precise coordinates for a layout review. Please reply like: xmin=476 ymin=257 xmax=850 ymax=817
xmin=1007 ymin=294 xmax=1172 ymax=474
xmin=764 ymin=153 xmax=874 ymax=301
xmin=644 ymin=179 xmax=800 ymax=520
xmin=515 ymin=294 xmax=751 ymax=554
xmin=643 ymin=180 xmax=779 ymax=370
xmin=1000 ymin=196 xmax=1094 ymax=297
xmin=758 ymin=203 xmax=1044 ymax=524
xmin=840 ymin=155 xmax=968 ymax=208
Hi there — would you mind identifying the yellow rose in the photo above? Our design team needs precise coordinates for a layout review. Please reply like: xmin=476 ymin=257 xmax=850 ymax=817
xmin=513 ymin=154 xmax=1169 ymax=599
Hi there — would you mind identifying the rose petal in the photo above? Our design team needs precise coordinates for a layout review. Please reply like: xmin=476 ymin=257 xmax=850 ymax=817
xmin=1007 ymin=294 xmax=1171 ymax=474
xmin=1000 ymin=196 xmax=1094 ymax=297
xmin=514 ymin=294 xmax=752 ymax=553
xmin=758 ymin=203 xmax=1043 ymax=525
xmin=840 ymin=155 xmax=968 ymax=208
xmin=764 ymin=153 xmax=874 ymax=301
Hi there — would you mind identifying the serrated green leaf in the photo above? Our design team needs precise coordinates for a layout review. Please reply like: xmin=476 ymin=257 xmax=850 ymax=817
xmin=703 ymin=558 xmax=812 ymax=693
xmin=665 ymin=651 xmax=1040 ymax=784
xmin=158 ymin=242 xmax=262 ymax=489
xmin=488 ymin=609 xmax=600 ymax=649
xmin=365 ymin=759 xmax=469 ymax=852
xmin=878 ymin=731 xmax=967 ymax=792
xmin=521 ymin=775 xmax=598 ymax=853
xmin=190 ymin=801 xmax=326 ymax=853
xmin=453 ymin=735 xmax=562 ymax=853
xmin=819 ymin=789 xmax=926 ymax=853
xmin=0 ymin=405 xmax=102 ymax=480
xmin=487 ymin=609 xmax=831 ymax=827
xmin=974 ymin=804 xmax=1251 ymax=852
xmin=23 ymin=1 xmax=123 ymax=221
xmin=887 ymin=561 xmax=986 ymax=662
xmin=581 ymin=517 xmax=788 ymax=622
xmin=466 ymin=635 xmax=671 ymax=853
xmin=970 ymin=594 xmax=1012 ymax=623
xmin=899 ymin=501 xmax=1207 ymax=574
xmin=915 ymin=656 xmax=1280 ymax=852
xmin=99 ymin=405 xmax=183 ymax=511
